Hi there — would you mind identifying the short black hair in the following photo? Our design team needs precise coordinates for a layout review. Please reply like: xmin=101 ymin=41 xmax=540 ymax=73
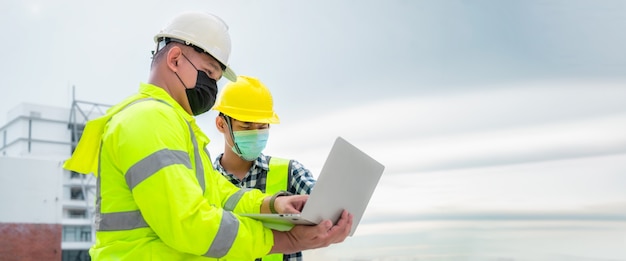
xmin=153 ymin=37 xmax=226 ymax=71
xmin=150 ymin=41 xmax=176 ymax=68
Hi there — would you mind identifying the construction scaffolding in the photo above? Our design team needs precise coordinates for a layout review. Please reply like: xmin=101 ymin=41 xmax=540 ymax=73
xmin=67 ymin=87 xmax=111 ymax=217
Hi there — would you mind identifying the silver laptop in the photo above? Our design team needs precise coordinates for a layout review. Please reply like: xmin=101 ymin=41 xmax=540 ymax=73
xmin=239 ymin=136 xmax=385 ymax=236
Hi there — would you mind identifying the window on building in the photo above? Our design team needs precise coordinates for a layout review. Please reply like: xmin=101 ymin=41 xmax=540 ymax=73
xmin=62 ymin=249 xmax=91 ymax=261
xmin=63 ymin=226 xmax=92 ymax=242
xmin=68 ymin=123 xmax=85 ymax=155
xmin=70 ymin=171 xmax=82 ymax=179
xmin=70 ymin=187 xmax=85 ymax=200
xmin=67 ymin=209 xmax=87 ymax=219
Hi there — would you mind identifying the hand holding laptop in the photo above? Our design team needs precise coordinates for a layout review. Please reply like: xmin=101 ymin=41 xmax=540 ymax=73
xmin=269 ymin=210 xmax=354 ymax=254
xmin=258 ymin=193 xmax=354 ymax=254
xmin=240 ymin=137 xmax=385 ymax=236
xmin=270 ymin=194 xmax=309 ymax=215
xmin=240 ymin=137 xmax=384 ymax=255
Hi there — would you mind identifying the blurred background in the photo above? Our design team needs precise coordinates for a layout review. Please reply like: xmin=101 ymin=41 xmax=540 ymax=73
xmin=1 ymin=0 xmax=625 ymax=260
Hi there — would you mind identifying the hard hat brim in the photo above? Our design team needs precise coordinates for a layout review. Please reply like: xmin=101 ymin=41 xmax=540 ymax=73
xmin=223 ymin=67 xmax=237 ymax=82
xmin=228 ymin=114 xmax=280 ymax=124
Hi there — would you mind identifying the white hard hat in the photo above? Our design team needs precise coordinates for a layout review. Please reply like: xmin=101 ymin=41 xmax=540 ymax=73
xmin=154 ymin=11 xmax=237 ymax=82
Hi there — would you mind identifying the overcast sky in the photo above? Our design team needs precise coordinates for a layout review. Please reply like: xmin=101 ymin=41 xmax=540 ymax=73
xmin=2 ymin=1 xmax=626 ymax=259
xmin=1 ymin=0 xmax=626 ymax=124
xmin=3 ymin=0 xmax=626 ymax=225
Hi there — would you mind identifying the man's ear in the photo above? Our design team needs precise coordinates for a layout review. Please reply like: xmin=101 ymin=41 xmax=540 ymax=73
xmin=166 ymin=46 xmax=183 ymax=72
xmin=215 ymin=116 xmax=226 ymax=133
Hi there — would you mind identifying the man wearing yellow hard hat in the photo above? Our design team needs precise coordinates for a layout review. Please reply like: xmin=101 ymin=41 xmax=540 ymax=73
xmin=212 ymin=75 xmax=316 ymax=261
xmin=63 ymin=11 xmax=352 ymax=260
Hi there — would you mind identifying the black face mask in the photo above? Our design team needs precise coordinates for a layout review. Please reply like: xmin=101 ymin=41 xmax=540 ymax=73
xmin=185 ymin=70 xmax=218 ymax=115
xmin=176 ymin=54 xmax=218 ymax=116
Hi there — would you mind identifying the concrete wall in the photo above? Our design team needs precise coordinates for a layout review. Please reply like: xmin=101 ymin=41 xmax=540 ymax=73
xmin=0 ymin=157 xmax=63 ymax=223
xmin=0 ymin=157 xmax=63 ymax=260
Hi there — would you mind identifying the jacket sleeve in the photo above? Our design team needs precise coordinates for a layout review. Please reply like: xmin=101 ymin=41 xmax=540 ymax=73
xmin=110 ymin=103 xmax=274 ymax=259
xmin=211 ymin=167 xmax=271 ymax=214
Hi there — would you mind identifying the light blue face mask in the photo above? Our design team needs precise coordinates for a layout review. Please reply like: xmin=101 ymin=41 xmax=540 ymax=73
xmin=231 ymin=129 xmax=269 ymax=161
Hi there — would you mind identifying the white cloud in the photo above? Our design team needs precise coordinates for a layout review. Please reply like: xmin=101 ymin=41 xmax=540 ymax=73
xmin=263 ymin=81 xmax=626 ymax=173
xmin=366 ymin=153 xmax=626 ymax=218
xmin=250 ymin=81 xmax=626 ymax=223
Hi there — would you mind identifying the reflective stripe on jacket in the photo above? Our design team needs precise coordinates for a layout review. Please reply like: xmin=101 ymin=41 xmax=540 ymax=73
xmin=261 ymin=157 xmax=291 ymax=261
xmin=64 ymin=83 xmax=274 ymax=260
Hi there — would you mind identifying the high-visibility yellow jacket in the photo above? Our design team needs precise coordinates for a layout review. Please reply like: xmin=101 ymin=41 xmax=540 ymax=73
xmin=64 ymin=83 xmax=274 ymax=260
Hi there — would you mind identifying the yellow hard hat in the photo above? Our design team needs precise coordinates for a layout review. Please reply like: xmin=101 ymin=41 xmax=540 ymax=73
xmin=213 ymin=76 xmax=280 ymax=124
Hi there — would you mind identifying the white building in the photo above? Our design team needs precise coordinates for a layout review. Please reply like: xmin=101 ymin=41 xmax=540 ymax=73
xmin=0 ymin=101 xmax=109 ymax=261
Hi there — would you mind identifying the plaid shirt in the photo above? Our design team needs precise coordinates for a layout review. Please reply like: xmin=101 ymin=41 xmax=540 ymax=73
xmin=213 ymin=153 xmax=316 ymax=261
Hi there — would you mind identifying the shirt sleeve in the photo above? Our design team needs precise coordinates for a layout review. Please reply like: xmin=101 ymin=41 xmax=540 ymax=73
xmin=289 ymin=159 xmax=316 ymax=195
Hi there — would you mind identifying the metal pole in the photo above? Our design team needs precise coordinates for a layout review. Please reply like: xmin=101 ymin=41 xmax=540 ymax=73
xmin=28 ymin=119 xmax=32 ymax=153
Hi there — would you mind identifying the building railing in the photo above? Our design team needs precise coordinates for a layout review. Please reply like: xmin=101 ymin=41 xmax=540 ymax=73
xmin=0 ymin=115 xmax=72 ymax=155
xmin=68 ymin=99 xmax=111 ymax=149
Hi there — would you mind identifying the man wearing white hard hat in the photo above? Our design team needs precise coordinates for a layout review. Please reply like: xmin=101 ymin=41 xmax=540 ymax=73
xmin=63 ymin=11 xmax=352 ymax=260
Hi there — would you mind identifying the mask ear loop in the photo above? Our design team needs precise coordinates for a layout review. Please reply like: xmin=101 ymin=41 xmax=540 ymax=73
xmin=221 ymin=114 xmax=243 ymax=154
